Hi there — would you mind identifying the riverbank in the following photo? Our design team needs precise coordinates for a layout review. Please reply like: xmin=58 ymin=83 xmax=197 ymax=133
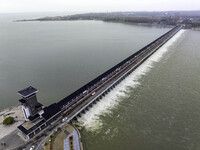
xmin=0 ymin=105 xmax=24 ymax=140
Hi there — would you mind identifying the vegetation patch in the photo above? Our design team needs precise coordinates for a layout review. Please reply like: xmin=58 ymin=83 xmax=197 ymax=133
xmin=3 ymin=116 xmax=14 ymax=125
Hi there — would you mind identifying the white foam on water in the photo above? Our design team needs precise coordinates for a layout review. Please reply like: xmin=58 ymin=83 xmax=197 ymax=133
xmin=148 ymin=29 xmax=185 ymax=63
xmin=77 ymin=29 xmax=185 ymax=132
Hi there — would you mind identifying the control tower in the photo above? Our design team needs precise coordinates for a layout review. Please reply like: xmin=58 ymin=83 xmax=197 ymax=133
xmin=18 ymin=86 xmax=43 ymax=121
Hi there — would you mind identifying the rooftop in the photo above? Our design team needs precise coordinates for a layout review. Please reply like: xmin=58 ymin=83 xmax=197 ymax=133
xmin=18 ymin=119 xmax=45 ymax=135
xmin=22 ymin=117 xmax=43 ymax=130
xmin=18 ymin=86 xmax=38 ymax=98
xmin=42 ymin=103 xmax=61 ymax=120
xmin=19 ymin=99 xmax=26 ymax=104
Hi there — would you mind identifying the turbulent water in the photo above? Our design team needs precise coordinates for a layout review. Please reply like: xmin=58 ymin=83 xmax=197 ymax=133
xmin=77 ymin=30 xmax=185 ymax=131
xmin=78 ymin=29 xmax=200 ymax=150
xmin=1 ymin=13 xmax=200 ymax=150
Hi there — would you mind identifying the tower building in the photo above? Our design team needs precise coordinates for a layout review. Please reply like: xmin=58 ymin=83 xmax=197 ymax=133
xmin=18 ymin=86 xmax=43 ymax=121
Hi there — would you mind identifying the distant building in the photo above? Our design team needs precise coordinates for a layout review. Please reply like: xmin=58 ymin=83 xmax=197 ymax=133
xmin=18 ymin=86 xmax=43 ymax=121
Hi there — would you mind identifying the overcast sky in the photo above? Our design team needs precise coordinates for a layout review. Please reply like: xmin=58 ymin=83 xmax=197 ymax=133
xmin=1 ymin=0 xmax=200 ymax=13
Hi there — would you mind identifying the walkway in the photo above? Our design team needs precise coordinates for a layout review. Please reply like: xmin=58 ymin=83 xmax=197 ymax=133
xmin=64 ymin=128 xmax=80 ymax=150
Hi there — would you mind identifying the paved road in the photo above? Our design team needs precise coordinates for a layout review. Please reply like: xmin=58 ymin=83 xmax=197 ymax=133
xmin=0 ymin=130 xmax=24 ymax=150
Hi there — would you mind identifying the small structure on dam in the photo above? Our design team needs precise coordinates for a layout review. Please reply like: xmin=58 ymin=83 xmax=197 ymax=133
xmin=18 ymin=86 xmax=43 ymax=121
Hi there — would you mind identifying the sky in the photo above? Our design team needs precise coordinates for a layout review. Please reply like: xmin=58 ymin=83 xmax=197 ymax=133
xmin=0 ymin=0 xmax=200 ymax=13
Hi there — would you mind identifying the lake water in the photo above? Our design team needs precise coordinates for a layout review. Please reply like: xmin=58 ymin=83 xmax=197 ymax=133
xmin=0 ymin=13 xmax=169 ymax=109
xmin=1 ymin=13 xmax=200 ymax=150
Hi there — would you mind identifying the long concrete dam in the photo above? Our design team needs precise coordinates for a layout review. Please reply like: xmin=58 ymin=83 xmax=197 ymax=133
xmin=18 ymin=25 xmax=183 ymax=139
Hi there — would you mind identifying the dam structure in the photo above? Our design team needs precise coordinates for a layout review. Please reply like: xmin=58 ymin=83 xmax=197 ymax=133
xmin=18 ymin=25 xmax=183 ymax=139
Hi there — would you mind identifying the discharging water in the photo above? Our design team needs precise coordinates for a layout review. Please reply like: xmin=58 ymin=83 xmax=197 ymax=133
xmin=78 ymin=29 xmax=200 ymax=150
xmin=77 ymin=30 xmax=186 ymax=132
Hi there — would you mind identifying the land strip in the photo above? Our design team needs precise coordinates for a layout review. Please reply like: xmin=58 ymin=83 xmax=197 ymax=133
xmin=16 ymin=11 xmax=200 ymax=29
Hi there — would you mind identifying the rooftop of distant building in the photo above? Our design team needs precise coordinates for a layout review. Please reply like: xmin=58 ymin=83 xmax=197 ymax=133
xmin=18 ymin=86 xmax=38 ymax=98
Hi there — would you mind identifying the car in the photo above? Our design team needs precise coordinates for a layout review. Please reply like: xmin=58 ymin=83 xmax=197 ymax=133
xmin=30 ymin=145 xmax=35 ymax=150
xmin=92 ymin=92 xmax=96 ymax=96
xmin=83 ymin=90 xmax=88 ymax=94
xmin=62 ymin=117 xmax=68 ymax=122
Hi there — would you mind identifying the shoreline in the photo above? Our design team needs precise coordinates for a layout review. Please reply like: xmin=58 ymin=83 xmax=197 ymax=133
xmin=0 ymin=104 xmax=20 ymax=113
xmin=14 ymin=19 xmax=200 ymax=30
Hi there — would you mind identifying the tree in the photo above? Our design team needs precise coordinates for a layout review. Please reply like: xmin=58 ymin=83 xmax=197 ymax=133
xmin=3 ymin=116 xmax=14 ymax=125
xmin=57 ymin=127 xmax=61 ymax=131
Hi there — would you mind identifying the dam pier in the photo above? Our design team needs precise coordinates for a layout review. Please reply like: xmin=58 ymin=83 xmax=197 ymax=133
xmin=17 ymin=25 xmax=183 ymax=141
